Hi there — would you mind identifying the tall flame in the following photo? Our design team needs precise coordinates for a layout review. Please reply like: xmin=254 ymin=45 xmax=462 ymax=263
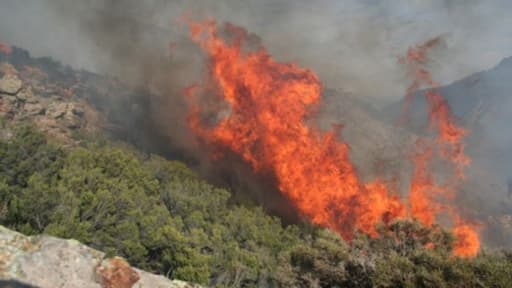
xmin=402 ymin=38 xmax=479 ymax=257
xmin=184 ymin=20 xmax=479 ymax=256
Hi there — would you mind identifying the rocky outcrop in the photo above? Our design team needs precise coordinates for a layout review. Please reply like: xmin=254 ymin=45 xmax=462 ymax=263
xmin=0 ymin=63 xmax=102 ymax=143
xmin=0 ymin=225 xmax=199 ymax=288
xmin=0 ymin=74 xmax=22 ymax=95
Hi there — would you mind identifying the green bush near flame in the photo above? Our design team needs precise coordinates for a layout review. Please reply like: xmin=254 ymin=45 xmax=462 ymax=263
xmin=0 ymin=123 xmax=511 ymax=287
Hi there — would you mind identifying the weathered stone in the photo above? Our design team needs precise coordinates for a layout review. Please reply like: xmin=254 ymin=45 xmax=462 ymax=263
xmin=71 ymin=104 xmax=85 ymax=117
xmin=0 ymin=226 xmax=201 ymax=288
xmin=134 ymin=273 xmax=200 ymax=288
xmin=64 ymin=116 xmax=82 ymax=129
xmin=0 ymin=75 xmax=22 ymax=95
xmin=96 ymin=257 xmax=140 ymax=288
xmin=24 ymin=97 xmax=39 ymax=105
xmin=46 ymin=102 xmax=68 ymax=119
xmin=0 ymin=96 xmax=19 ymax=117
xmin=0 ymin=63 xmax=18 ymax=76
xmin=34 ymin=117 xmax=59 ymax=130
xmin=15 ymin=92 xmax=27 ymax=102
xmin=23 ymin=103 xmax=45 ymax=116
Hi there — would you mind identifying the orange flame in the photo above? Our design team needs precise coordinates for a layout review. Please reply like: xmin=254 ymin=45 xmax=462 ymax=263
xmin=453 ymin=223 xmax=481 ymax=257
xmin=185 ymin=20 xmax=406 ymax=239
xmin=402 ymin=38 xmax=479 ymax=257
xmin=184 ymin=20 xmax=479 ymax=256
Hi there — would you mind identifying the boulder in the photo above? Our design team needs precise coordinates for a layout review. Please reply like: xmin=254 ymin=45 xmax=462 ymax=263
xmin=96 ymin=258 xmax=140 ymax=288
xmin=46 ymin=102 xmax=68 ymax=119
xmin=0 ymin=225 xmax=201 ymax=288
xmin=0 ymin=94 xmax=20 ymax=117
xmin=0 ymin=75 xmax=22 ymax=95
xmin=23 ymin=103 xmax=45 ymax=116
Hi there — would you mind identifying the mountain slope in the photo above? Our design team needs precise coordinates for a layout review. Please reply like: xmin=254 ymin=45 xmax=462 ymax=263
xmin=380 ymin=56 xmax=512 ymax=246
xmin=384 ymin=56 xmax=512 ymax=196
xmin=1 ymin=44 xmax=512 ymax=287
xmin=384 ymin=56 xmax=512 ymax=123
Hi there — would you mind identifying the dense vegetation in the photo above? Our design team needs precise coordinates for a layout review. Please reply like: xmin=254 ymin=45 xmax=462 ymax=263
xmin=0 ymin=122 xmax=511 ymax=287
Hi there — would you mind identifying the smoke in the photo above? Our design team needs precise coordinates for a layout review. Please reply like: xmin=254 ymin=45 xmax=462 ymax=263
xmin=1 ymin=0 xmax=512 ymax=245
xmin=1 ymin=1 xmax=512 ymax=98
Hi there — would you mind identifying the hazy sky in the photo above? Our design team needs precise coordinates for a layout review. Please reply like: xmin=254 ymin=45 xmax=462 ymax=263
xmin=0 ymin=0 xmax=511 ymax=98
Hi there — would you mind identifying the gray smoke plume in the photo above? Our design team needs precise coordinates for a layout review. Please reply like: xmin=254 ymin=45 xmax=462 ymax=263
xmin=1 ymin=0 xmax=512 ymax=246
xmin=1 ymin=0 xmax=512 ymax=98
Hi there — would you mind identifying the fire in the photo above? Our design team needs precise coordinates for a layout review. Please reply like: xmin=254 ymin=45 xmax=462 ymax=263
xmin=453 ymin=224 xmax=480 ymax=257
xmin=402 ymin=38 xmax=479 ymax=257
xmin=185 ymin=19 xmax=406 ymax=239
xmin=408 ymin=140 xmax=438 ymax=226
xmin=183 ymin=20 xmax=479 ymax=256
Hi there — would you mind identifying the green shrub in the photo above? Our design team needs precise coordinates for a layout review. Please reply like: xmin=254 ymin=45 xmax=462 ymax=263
xmin=1 ymin=124 xmax=511 ymax=287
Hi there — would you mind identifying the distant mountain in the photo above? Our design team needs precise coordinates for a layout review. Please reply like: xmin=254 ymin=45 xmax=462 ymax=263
xmin=384 ymin=56 xmax=512 ymax=131
xmin=382 ymin=55 xmax=512 ymax=219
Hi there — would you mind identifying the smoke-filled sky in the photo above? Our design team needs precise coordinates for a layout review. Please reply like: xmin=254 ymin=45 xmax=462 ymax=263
xmin=0 ymin=0 xmax=511 ymax=98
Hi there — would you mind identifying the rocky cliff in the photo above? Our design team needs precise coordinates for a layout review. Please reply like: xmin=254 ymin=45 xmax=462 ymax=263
xmin=0 ymin=61 xmax=102 ymax=144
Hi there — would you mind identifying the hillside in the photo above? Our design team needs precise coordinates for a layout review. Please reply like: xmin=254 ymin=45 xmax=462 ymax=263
xmin=0 ymin=124 xmax=511 ymax=287
xmin=1 ymin=46 xmax=512 ymax=287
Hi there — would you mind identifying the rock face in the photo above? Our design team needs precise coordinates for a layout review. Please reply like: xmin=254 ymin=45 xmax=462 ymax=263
xmin=0 ymin=62 xmax=102 ymax=143
xmin=0 ymin=74 xmax=22 ymax=95
xmin=0 ymin=225 xmax=199 ymax=288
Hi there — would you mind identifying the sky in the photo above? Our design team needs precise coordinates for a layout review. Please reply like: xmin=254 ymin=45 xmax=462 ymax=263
xmin=0 ymin=0 xmax=511 ymax=98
